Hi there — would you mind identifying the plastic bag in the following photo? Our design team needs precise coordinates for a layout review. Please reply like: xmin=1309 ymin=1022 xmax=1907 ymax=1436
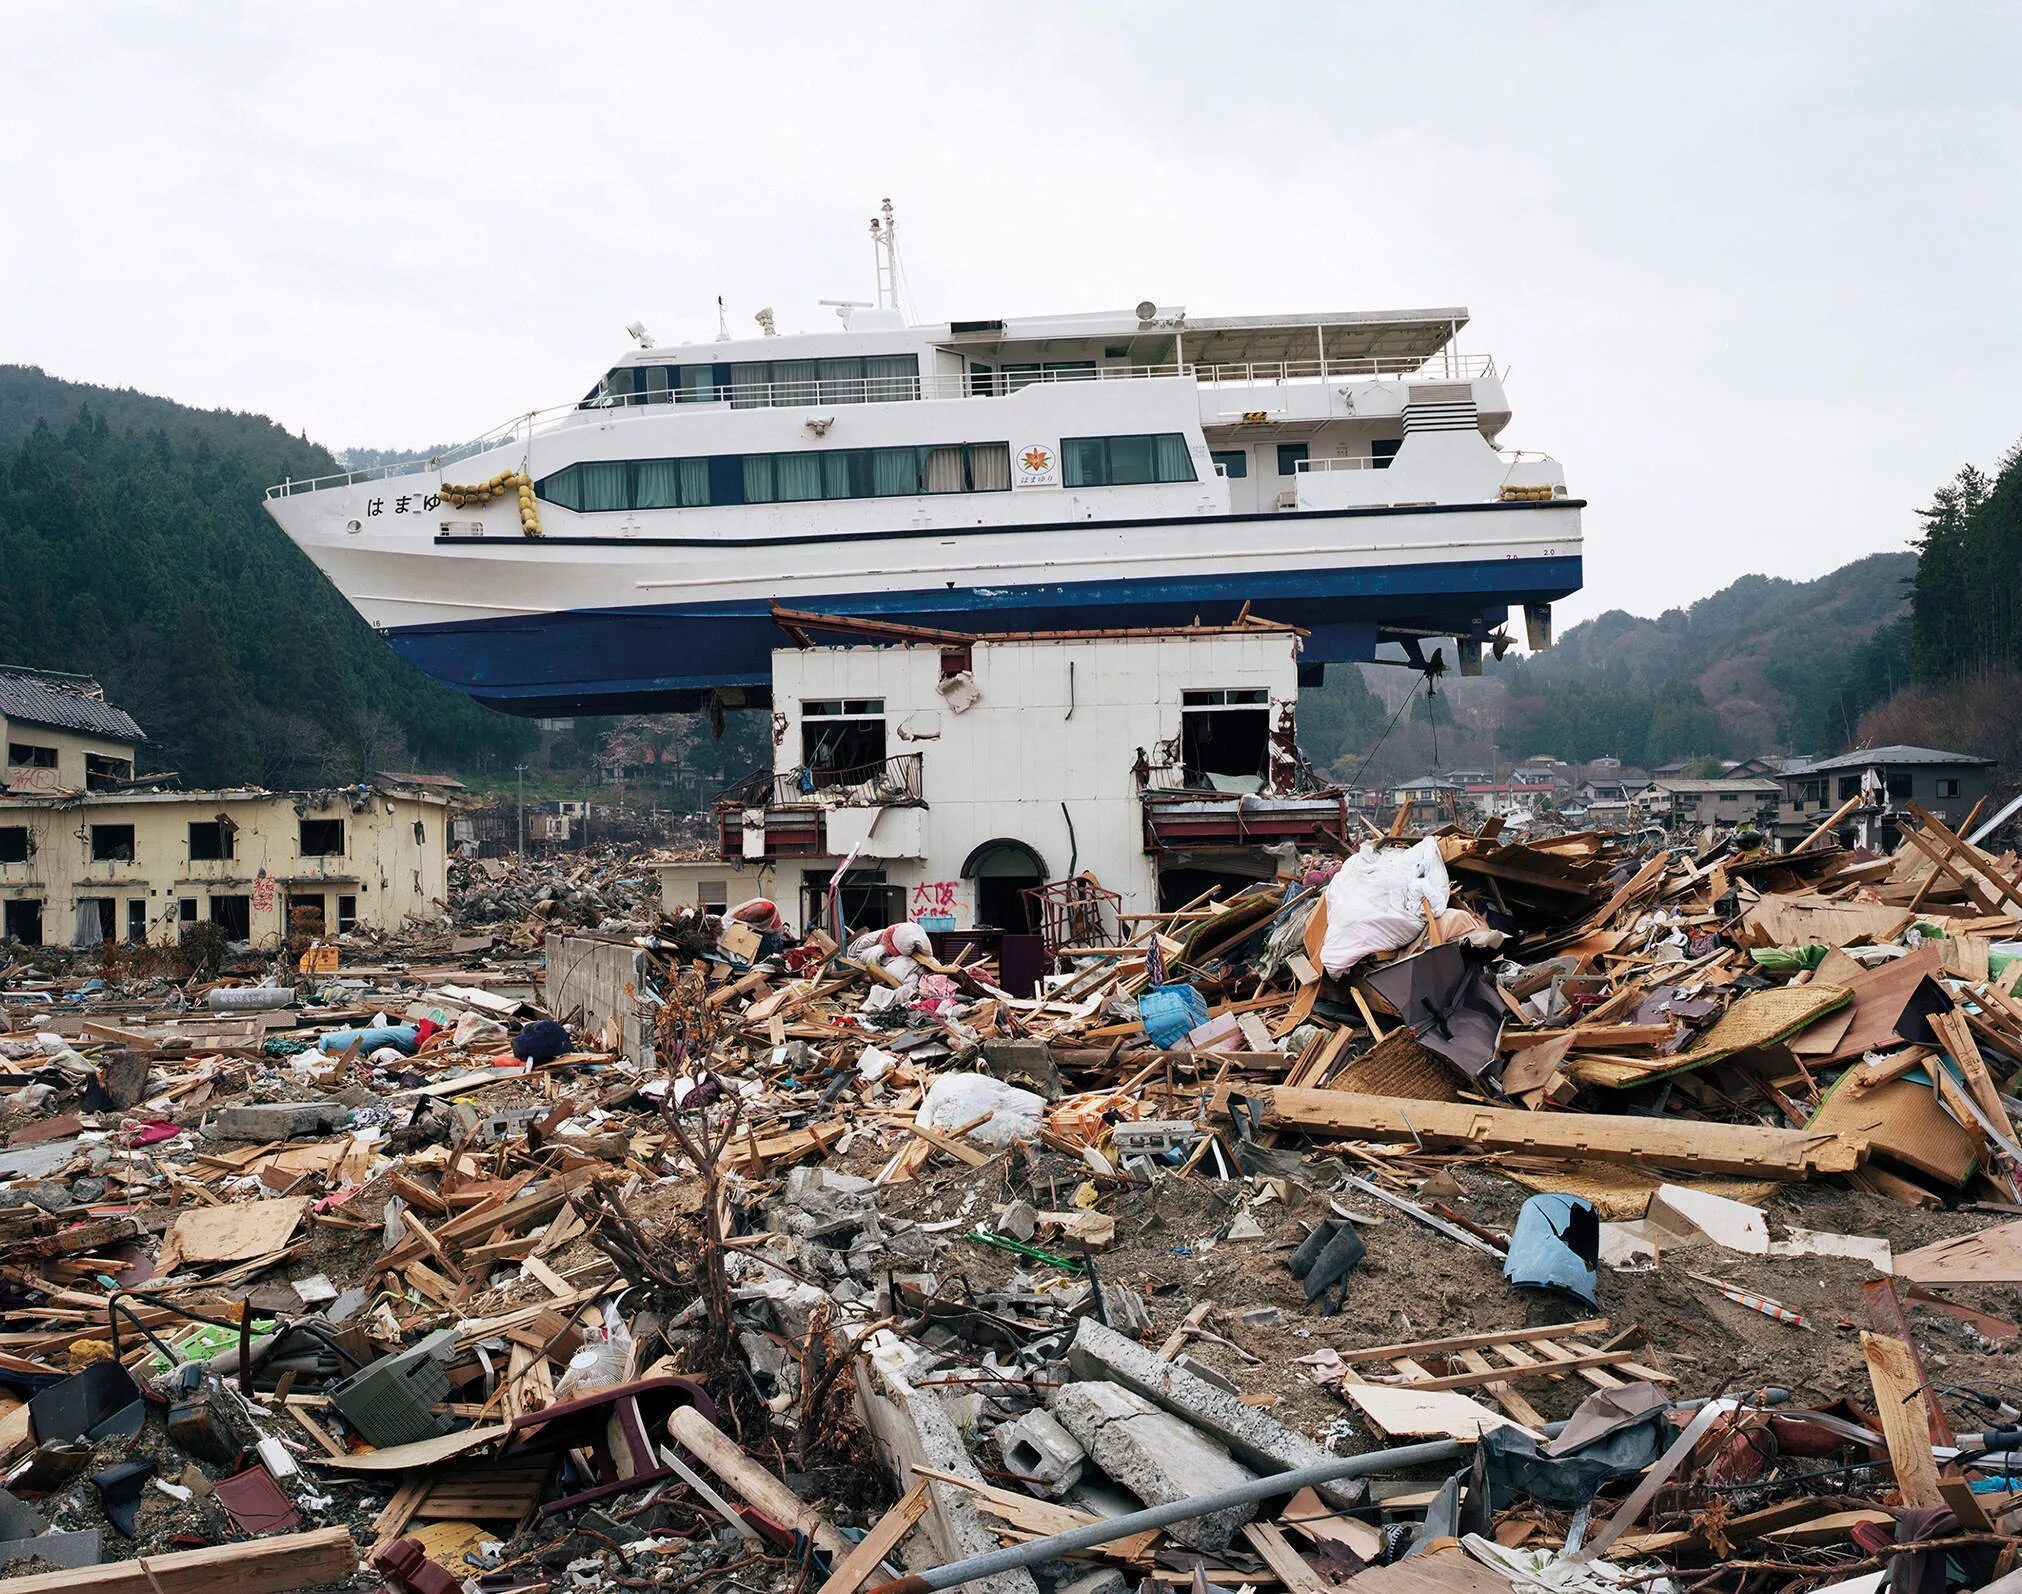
xmin=1319 ymin=836 xmax=1451 ymax=975
xmin=919 ymin=1072 xmax=1045 ymax=1148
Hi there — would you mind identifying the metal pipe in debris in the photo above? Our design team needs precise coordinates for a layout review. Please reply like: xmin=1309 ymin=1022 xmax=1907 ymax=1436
xmin=863 ymin=1438 xmax=1466 ymax=1594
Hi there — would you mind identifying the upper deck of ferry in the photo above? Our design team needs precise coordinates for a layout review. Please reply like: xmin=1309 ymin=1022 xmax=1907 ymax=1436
xmin=267 ymin=305 xmax=1545 ymax=519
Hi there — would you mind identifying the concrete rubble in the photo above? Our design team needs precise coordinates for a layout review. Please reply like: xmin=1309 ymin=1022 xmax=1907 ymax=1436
xmin=1 ymin=804 xmax=2021 ymax=1590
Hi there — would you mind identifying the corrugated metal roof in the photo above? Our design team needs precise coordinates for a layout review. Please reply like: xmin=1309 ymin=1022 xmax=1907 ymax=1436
xmin=0 ymin=666 xmax=146 ymax=743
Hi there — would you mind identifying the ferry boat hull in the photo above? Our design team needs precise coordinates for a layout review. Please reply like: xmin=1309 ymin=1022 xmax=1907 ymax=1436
xmin=298 ymin=499 xmax=1582 ymax=713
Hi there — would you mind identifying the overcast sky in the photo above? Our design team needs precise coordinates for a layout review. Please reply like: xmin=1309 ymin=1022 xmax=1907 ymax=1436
xmin=4 ymin=3 xmax=2017 ymax=623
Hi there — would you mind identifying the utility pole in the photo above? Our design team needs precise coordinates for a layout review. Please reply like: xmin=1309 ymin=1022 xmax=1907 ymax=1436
xmin=516 ymin=764 xmax=527 ymax=855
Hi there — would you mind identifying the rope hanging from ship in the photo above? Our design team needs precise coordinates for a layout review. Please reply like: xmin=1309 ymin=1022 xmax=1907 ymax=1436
xmin=439 ymin=468 xmax=542 ymax=537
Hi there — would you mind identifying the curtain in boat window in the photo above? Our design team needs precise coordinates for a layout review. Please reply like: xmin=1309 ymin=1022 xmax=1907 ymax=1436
xmin=969 ymin=444 xmax=1011 ymax=491
xmin=866 ymin=354 xmax=919 ymax=402
xmin=1107 ymin=436 xmax=1156 ymax=484
xmin=578 ymin=461 xmax=629 ymax=511
xmin=822 ymin=452 xmax=854 ymax=499
xmin=872 ymin=448 xmax=920 ymax=496
xmin=678 ymin=457 xmax=711 ymax=505
xmin=633 ymin=460 xmax=684 ymax=509
xmin=676 ymin=365 xmax=716 ymax=403
xmin=1153 ymin=434 xmax=1193 ymax=482
xmin=819 ymin=357 xmax=866 ymax=405
xmin=742 ymin=455 xmax=777 ymax=503
xmin=1062 ymin=437 xmax=1108 ymax=487
xmin=774 ymin=453 xmax=823 ymax=502
xmin=924 ymin=447 xmax=966 ymax=494
xmin=537 ymin=468 xmax=582 ymax=511
xmin=1003 ymin=363 xmax=1041 ymax=392
xmin=730 ymin=362 xmax=767 ymax=409
xmin=771 ymin=360 xmax=819 ymax=406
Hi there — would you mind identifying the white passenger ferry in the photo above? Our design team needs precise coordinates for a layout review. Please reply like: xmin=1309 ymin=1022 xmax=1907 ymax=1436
xmin=265 ymin=214 xmax=1580 ymax=714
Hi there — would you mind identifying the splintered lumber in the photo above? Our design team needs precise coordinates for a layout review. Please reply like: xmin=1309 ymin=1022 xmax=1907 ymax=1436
xmin=815 ymin=1481 xmax=933 ymax=1594
xmin=1253 ymin=1089 xmax=1864 ymax=1178
xmin=0 ymin=1527 xmax=357 ymax=1592
xmin=1860 ymin=1331 xmax=1945 ymax=1509
xmin=669 ymin=1405 xmax=850 ymax=1559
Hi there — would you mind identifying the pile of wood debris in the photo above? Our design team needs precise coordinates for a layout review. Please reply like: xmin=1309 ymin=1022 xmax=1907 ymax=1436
xmin=2 ymin=799 xmax=2022 ymax=1592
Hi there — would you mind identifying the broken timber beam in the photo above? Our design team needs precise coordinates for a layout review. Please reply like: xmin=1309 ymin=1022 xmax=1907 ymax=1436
xmin=0 ymin=1528 xmax=356 ymax=1593
xmin=1250 ymin=1089 xmax=1864 ymax=1178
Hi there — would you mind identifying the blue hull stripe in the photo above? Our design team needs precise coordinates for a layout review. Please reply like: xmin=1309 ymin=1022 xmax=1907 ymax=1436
xmin=387 ymin=555 xmax=1582 ymax=715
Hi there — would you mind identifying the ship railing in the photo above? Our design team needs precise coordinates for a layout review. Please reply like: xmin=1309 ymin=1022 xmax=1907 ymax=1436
xmin=265 ymin=355 xmax=1499 ymax=497
xmin=1296 ymin=447 xmax=1559 ymax=474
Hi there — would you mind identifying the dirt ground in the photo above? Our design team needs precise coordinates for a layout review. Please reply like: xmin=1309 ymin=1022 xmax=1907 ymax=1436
xmin=852 ymin=1146 xmax=2022 ymax=1450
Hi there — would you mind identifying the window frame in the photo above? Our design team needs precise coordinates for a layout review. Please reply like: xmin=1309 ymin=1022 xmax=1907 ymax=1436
xmin=188 ymin=820 xmax=234 ymax=861
xmin=1059 ymin=433 xmax=1197 ymax=489
xmin=1209 ymin=450 xmax=1249 ymax=479
xmin=8 ymin=743 xmax=57 ymax=769
xmin=1276 ymin=443 xmax=1309 ymax=476
xmin=536 ymin=440 xmax=1010 ymax=513
xmin=89 ymin=824 xmax=136 ymax=863
xmin=297 ymin=817 xmax=346 ymax=857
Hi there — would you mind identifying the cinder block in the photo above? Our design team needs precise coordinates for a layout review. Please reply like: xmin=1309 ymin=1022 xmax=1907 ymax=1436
xmin=1049 ymin=1380 xmax=1255 ymax=1552
xmin=992 ymin=1408 xmax=1086 ymax=1497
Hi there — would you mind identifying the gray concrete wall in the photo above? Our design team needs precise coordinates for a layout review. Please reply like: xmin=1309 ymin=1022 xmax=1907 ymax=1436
xmin=543 ymin=932 xmax=654 ymax=1066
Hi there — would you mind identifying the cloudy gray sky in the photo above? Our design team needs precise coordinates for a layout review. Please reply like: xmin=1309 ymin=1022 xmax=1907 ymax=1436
xmin=4 ymin=2 xmax=2017 ymax=623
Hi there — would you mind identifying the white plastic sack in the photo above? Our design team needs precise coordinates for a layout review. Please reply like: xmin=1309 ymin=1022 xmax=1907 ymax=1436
xmin=919 ymin=1072 xmax=1045 ymax=1149
xmin=1319 ymin=836 xmax=1451 ymax=976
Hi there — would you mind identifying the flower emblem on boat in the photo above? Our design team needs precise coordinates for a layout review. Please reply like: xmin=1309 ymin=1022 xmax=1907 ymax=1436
xmin=1021 ymin=447 xmax=1053 ymax=474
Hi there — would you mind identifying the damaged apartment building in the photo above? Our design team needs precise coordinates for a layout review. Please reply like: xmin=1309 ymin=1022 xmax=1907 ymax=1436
xmin=656 ymin=613 xmax=1350 ymax=938
xmin=0 ymin=664 xmax=452 ymax=948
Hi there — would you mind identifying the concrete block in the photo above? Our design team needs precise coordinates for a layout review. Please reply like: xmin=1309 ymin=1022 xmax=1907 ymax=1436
xmin=1064 ymin=1316 xmax=1358 ymax=1508
xmin=1049 ymin=1380 xmax=1255 ymax=1552
xmin=211 ymin=1102 xmax=346 ymax=1141
xmin=992 ymin=1408 xmax=1086 ymax=1497
xmin=855 ymin=1342 xmax=1040 ymax=1594
xmin=995 ymin=1198 xmax=1038 ymax=1242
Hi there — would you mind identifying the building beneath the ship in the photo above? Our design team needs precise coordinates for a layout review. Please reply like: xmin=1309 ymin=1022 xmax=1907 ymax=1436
xmin=653 ymin=613 xmax=1352 ymax=946
xmin=0 ymin=664 xmax=452 ymax=950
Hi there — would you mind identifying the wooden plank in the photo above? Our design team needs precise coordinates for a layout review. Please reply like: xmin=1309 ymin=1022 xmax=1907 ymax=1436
xmin=1336 ymin=1319 xmax=1611 ymax=1364
xmin=0 ymin=1528 xmax=357 ymax=1593
xmin=1379 ymin=1348 xmax=1631 ymax=1392
xmin=1241 ymin=1521 xmax=1332 ymax=1593
xmin=1861 ymin=1330 xmax=1945 ymax=1509
xmin=1255 ymin=1088 xmax=1863 ymax=1178
xmin=815 ymin=1482 xmax=932 ymax=1594
xmin=1454 ymin=1348 xmax=1546 ymax=1428
xmin=1157 ymin=1300 xmax=1215 ymax=1361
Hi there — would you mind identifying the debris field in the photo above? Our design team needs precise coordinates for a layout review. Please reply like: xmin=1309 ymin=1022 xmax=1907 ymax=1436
xmin=4 ymin=801 xmax=2022 ymax=1592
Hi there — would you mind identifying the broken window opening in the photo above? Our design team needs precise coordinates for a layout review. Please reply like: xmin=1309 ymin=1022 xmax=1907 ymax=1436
xmin=0 ymin=826 xmax=27 ymax=864
xmin=89 ymin=824 xmax=136 ymax=863
xmin=336 ymin=893 xmax=359 ymax=932
xmin=800 ymin=699 xmax=887 ymax=787
xmin=84 ymin=753 xmax=133 ymax=790
xmin=287 ymin=893 xmax=327 ymax=934
xmin=189 ymin=820 xmax=235 ymax=861
xmin=4 ymin=898 xmax=43 ymax=945
xmin=802 ymin=868 xmax=898 ymax=941
xmin=7 ymin=744 xmax=57 ymax=769
xmin=298 ymin=818 xmax=345 ymax=856
xmin=75 ymin=896 xmax=115 ymax=947
xmin=178 ymin=898 xmax=198 ymax=924
xmin=1179 ymin=689 xmax=1271 ymax=793
xmin=208 ymin=894 xmax=252 ymax=939
xmin=126 ymin=899 xmax=148 ymax=942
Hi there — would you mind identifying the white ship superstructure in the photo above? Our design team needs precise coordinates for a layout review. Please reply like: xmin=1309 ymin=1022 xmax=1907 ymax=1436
xmin=266 ymin=228 xmax=1580 ymax=713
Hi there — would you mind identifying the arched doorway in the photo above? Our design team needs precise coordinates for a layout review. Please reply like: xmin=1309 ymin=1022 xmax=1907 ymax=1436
xmin=962 ymin=838 xmax=1047 ymax=932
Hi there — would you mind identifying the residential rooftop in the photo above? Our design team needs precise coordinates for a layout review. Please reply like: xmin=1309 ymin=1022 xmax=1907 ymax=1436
xmin=0 ymin=664 xmax=146 ymax=744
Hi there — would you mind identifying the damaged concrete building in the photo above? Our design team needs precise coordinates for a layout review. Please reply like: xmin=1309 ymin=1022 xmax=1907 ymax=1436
xmin=0 ymin=664 xmax=452 ymax=948
xmin=655 ymin=615 xmax=1352 ymax=937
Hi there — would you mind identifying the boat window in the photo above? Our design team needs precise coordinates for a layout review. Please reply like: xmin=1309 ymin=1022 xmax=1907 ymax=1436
xmin=676 ymin=365 xmax=717 ymax=403
xmin=772 ymin=360 xmax=820 ymax=405
xmin=818 ymin=357 xmax=865 ymax=405
xmin=1371 ymin=438 xmax=1401 ymax=469
xmin=1045 ymin=360 xmax=1096 ymax=381
xmin=1210 ymin=450 xmax=1248 ymax=479
xmin=641 ymin=365 xmax=670 ymax=404
xmin=1002 ymin=363 xmax=1041 ymax=392
xmin=866 ymin=355 xmax=919 ymax=402
xmin=1276 ymin=443 xmax=1309 ymax=475
xmin=1060 ymin=434 xmax=1195 ymax=488
xmin=534 ymin=441 xmax=1012 ymax=513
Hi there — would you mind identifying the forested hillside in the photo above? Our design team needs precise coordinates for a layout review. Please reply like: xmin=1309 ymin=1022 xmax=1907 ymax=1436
xmin=0 ymin=365 xmax=539 ymax=788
